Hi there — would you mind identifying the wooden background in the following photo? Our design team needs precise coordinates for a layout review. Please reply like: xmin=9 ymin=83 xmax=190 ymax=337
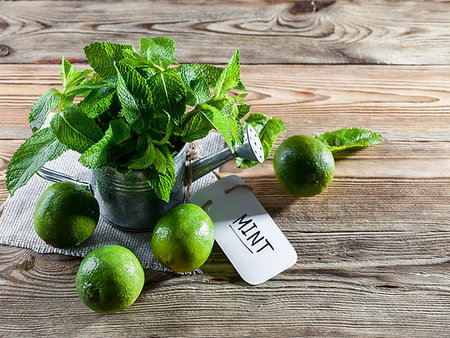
xmin=1 ymin=0 xmax=450 ymax=336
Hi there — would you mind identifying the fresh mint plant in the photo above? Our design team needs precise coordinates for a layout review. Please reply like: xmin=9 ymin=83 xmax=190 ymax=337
xmin=6 ymin=37 xmax=286 ymax=201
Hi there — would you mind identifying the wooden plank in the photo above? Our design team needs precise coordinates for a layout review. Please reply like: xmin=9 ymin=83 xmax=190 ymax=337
xmin=0 ymin=1 xmax=449 ymax=64
xmin=1 ymin=64 xmax=449 ymax=140
xmin=0 ymin=244 xmax=449 ymax=336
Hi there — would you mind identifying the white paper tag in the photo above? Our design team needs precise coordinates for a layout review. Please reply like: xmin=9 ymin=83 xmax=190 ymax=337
xmin=190 ymin=175 xmax=297 ymax=285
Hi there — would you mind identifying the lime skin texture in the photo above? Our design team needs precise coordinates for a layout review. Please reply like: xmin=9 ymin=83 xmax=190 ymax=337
xmin=34 ymin=181 xmax=99 ymax=248
xmin=273 ymin=135 xmax=335 ymax=197
xmin=151 ymin=204 xmax=215 ymax=273
xmin=76 ymin=245 xmax=145 ymax=314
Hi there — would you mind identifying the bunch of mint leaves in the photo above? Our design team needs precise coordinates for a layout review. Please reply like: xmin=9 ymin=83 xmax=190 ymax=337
xmin=6 ymin=37 xmax=286 ymax=201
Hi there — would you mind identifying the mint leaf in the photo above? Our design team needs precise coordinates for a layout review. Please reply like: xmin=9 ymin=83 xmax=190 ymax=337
xmin=126 ymin=135 xmax=156 ymax=170
xmin=79 ymin=119 xmax=130 ymax=168
xmin=153 ymin=146 xmax=167 ymax=174
xmin=143 ymin=146 xmax=175 ymax=202
xmin=6 ymin=127 xmax=67 ymax=196
xmin=50 ymin=105 xmax=103 ymax=153
xmin=79 ymin=85 xmax=116 ymax=118
xmin=214 ymin=49 xmax=242 ymax=99
xmin=180 ymin=111 xmax=211 ymax=143
xmin=178 ymin=64 xmax=224 ymax=88
xmin=199 ymin=103 xmax=240 ymax=152
xmin=139 ymin=37 xmax=177 ymax=70
xmin=61 ymin=57 xmax=75 ymax=89
xmin=147 ymin=68 xmax=186 ymax=126
xmin=237 ymin=103 xmax=251 ymax=119
xmin=84 ymin=42 xmax=134 ymax=80
xmin=29 ymin=88 xmax=61 ymax=132
xmin=237 ymin=113 xmax=286 ymax=168
xmin=114 ymin=62 xmax=153 ymax=134
xmin=61 ymin=57 xmax=93 ymax=92
xmin=316 ymin=128 xmax=383 ymax=153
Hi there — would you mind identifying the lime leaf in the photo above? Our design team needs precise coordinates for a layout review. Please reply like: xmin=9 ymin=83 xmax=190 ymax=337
xmin=114 ymin=62 xmax=153 ymax=134
xmin=50 ymin=105 xmax=104 ymax=153
xmin=139 ymin=37 xmax=177 ymax=70
xmin=236 ymin=113 xmax=286 ymax=168
xmin=29 ymin=88 xmax=61 ymax=132
xmin=6 ymin=127 xmax=67 ymax=196
xmin=147 ymin=68 xmax=186 ymax=126
xmin=316 ymin=128 xmax=383 ymax=153
xmin=84 ymin=42 xmax=134 ymax=80
xmin=143 ymin=146 xmax=175 ymax=202
xmin=214 ymin=49 xmax=241 ymax=99
xmin=79 ymin=86 xmax=116 ymax=118
xmin=126 ymin=135 xmax=156 ymax=170
xmin=79 ymin=119 xmax=131 ymax=168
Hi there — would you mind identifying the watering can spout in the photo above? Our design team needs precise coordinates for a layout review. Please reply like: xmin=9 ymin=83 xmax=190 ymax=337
xmin=189 ymin=125 xmax=264 ymax=182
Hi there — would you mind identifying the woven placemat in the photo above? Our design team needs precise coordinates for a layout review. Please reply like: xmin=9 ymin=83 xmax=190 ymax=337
xmin=0 ymin=132 xmax=224 ymax=270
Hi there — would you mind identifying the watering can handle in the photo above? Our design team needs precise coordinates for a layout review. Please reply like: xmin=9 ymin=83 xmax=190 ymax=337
xmin=36 ymin=167 xmax=90 ymax=187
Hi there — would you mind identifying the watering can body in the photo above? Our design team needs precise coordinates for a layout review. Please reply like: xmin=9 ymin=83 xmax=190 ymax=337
xmin=37 ymin=126 xmax=264 ymax=232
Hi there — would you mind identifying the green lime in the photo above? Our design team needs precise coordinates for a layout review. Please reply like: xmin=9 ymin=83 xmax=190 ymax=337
xmin=151 ymin=204 xmax=214 ymax=273
xmin=76 ymin=245 xmax=145 ymax=314
xmin=34 ymin=181 xmax=99 ymax=248
xmin=273 ymin=135 xmax=335 ymax=197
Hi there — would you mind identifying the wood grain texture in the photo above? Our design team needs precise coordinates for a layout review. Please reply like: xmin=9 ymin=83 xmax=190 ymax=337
xmin=0 ymin=0 xmax=450 ymax=64
xmin=0 ymin=244 xmax=449 ymax=336
xmin=0 ymin=60 xmax=450 ymax=335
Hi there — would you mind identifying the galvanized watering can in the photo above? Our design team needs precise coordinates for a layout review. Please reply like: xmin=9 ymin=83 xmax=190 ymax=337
xmin=37 ymin=126 xmax=264 ymax=232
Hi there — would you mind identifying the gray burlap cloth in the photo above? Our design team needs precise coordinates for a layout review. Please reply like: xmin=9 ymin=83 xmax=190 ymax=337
xmin=0 ymin=132 xmax=224 ymax=271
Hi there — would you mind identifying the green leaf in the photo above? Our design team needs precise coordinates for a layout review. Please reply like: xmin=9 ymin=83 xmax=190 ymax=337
xmin=126 ymin=135 xmax=156 ymax=170
xmin=199 ymin=104 xmax=240 ymax=152
xmin=139 ymin=37 xmax=177 ymax=70
xmin=214 ymin=49 xmax=241 ymax=99
xmin=189 ymin=78 xmax=211 ymax=105
xmin=64 ymin=82 xmax=109 ymax=98
xmin=180 ymin=111 xmax=212 ymax=143
xmin=237 ymin=103 xmax=251 ymax=119
xmin=61 ymin=57 xmax=75 ymax=89
xmin=236 ymin=113 xmax=286 ymax=168
xmin=178 ymin=64 xmax=224 ymax=88
xmin=29 ymin=88 xmax=61 ymax=132
xmin=84 ymin=42 xmax=134 ymax=80
xmin=147 ymin=68 xmax=186 ymax=126
xmin=315 ymin=128 xmax=383 ymax=153
xmin=114 ymin=62 xmax=153 ymax=134
xmin=79 ymin=119 xmax=130 ymax=168
xmin=61 ymin=57 xmax=93 ymax=92
xmin=50 ymin=105 xmax=104 ymax=153
xmin=153 ymin=147 xmax=166 ymax=174
xmin=143 ymin=146 xmax=175 ymax=202
xmin=6 ymin=127 xmax=67 ymax=196
xmin=79 ymin=86 xmax=116 ymax=118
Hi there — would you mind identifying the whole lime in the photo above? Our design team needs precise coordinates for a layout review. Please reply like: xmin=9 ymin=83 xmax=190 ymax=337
xmin=273 ymin=135 xmax=335 ymax=197
xmin=151 ymin=204 xmax=214 ymax=273
xmin=76 ymin=245 xmax=145 ymax=314
xmin=34 ymin=181 xmax=99 ymax=248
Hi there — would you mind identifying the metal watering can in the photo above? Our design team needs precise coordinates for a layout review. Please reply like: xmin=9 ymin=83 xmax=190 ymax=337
xmin=37 ymin=126 xmax=264 ymax=232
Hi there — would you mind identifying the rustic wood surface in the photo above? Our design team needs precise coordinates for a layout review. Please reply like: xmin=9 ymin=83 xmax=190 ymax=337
xmin=1 ymin=0 xmax=450 ymax=336
xmin=0 ymin=0 xmax=450 ymax=65
xmin=1 ymin=63 xmax=449 ymax=336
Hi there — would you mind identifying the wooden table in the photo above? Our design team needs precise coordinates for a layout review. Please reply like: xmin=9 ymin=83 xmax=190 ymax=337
xmin=1 ymin=1 xmax=449 ymax=336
